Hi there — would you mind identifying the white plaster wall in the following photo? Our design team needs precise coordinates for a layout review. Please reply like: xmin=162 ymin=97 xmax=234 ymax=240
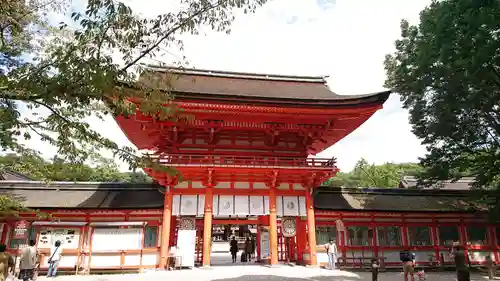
xmin=90 ymin=255 xmax=121 ymax=267
xmin=192 ymin=181 xmax=204 ymax=189
xmin=142 ymin=253 xmax=159 ymax=266
xmin=124 ymin=255 xmax=141 ymax=266
xmin=42 ymin=255 xmax=78 ymax=268
xmin=234 ymin=182 xmax=250 ymax=189
xmin=175 ymin=181 xmax=189 ymax=189
xmin=253 ymin=183 xmax=268 ymax=189
xmin=215 ymin=182 xmax=230 ymax=189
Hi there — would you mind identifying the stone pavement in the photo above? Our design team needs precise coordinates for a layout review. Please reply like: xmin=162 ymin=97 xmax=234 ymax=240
xmin=33 ymin=265 xmax=499 ymax=281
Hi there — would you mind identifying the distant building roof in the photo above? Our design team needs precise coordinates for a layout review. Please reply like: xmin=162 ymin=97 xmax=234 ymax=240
xmin=138 ymin=65 xmax=390 ymax=107
xmin=399 ymin=176 xmax=474 ymax=190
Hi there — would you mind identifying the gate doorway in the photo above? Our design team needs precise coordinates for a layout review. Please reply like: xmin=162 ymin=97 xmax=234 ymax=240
xmin=193 ymin=218 xmax=298 ymax=266
xmin=210 ymin=219 xmax=259 ymax=266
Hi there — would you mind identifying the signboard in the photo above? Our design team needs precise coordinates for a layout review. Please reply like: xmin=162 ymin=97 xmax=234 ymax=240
xmin=91 ymin=228 xmax=142 ymax=251
xmin=13 ymin=220 xmax=29 ymax=240
xmin=38 ymin=228 xmax=80 ymax=249
xmin=177 ymin=229 xmax=196 ymax=268
xmin=259 ymin=227 xmax=270 ymax=259
xmin=281 ymin=218 xmax=296 ymax=238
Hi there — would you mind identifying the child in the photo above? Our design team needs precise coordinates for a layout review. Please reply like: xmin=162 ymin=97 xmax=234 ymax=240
xmin=416 ymin=267 xmax=426 ymax=281
xmin=371 ymin=258 xmax=379 ymax=281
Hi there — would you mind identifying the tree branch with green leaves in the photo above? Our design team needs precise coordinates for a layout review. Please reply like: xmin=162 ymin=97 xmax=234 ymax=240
xmin=1 ymin=0 xmax=268 ymax=173
xmin=384 ymin=0 xmax=500 ymax=198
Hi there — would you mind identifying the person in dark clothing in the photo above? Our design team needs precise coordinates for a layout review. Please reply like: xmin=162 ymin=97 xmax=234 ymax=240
xmin=451 ymin=244 xmax=470 ymax=281
xmin=230 ymin=237 xmax=238 ymax=263
xmin=244 ymin=237 xmax=252 ymax=262
xmin=371 ymin=258 xmax=379 ymax=281
xmin=400 ymin=248 xmax=415 ymax=281
xmin=250 ymin=237 xmax=256 ymax=259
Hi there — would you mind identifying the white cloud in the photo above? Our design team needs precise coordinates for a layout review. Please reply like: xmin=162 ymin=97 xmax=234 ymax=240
xmin=31 ymin=0 xmax=432 ymax=172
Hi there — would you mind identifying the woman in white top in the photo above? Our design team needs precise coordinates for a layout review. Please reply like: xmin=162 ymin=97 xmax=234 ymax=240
xmin=325 ymin=238 xmax=338 ymax=270
xmin=47 ymin=240 xmax=62 ymax=277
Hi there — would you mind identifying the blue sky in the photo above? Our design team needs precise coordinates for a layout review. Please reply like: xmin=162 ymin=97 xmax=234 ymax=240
xmin=30 ymin=0 xmax=432 ymax=172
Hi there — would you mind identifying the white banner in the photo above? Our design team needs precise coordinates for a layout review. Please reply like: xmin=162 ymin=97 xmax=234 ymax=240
xmin=217 ymin=195 xmax=234 ymax=216
xmin=298 ymin=196 xmax=306 ymax=216
xmin=197 ymin=195 xmax=205 ymax=216
xmin=249 ymin=196 xmax=265 ymax=215
xmin=234 ymin=196 xmax=250 ymax=215
xmin=180 ymin=195 xmax=198 ymax=216
xmin=283 ymin=196 xmax=300 ymax=216
xmin=276 ymin=196 xmax=306 ymax=217
xmin=172 ymin=195 xmax=181 ymax=216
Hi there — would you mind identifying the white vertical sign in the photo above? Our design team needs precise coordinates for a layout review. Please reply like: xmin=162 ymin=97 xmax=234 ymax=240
xmin=260 ymin=227 xmax=270 ymax=259
xmin=177 ymin=230 xmax=196 ymax=268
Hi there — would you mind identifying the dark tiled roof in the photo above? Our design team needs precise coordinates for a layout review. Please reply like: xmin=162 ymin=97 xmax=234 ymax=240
xmin=314 ymin=187 xmax=487 ymax=212
xmin=0 ymin=181 xmax=163 ymax=209
xmin=139 ymin=66 xmax=390 ymax=106
xmin=0 ymin=181 xmax=487 ymax=212
xmin=0 ymin=170 xmax=34 ymax=181
xmin=399 ymin=176 xmax=473 ymax=190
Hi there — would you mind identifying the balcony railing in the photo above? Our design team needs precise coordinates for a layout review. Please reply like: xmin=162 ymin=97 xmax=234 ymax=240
xmin=150 ymin=154 xmax=337 ymax=169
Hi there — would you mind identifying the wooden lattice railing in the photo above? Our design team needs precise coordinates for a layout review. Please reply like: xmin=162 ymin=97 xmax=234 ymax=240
xmin=149 ymin=154 xmax=337 ymax=169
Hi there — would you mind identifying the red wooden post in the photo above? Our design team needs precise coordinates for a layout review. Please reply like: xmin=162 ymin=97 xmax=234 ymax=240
xmin=431 ymin=216 xmax=440 ymax=263
xmin=460 ymin=217 xmax=469 ymax=262
xmin=256 ymin=217 xmax=262 ymax=261
xmin=159 ymin=190 xmax=173 ymax=269
xmin=491 ymin=227 xmax=499 ymax=264
xmin=402 ymin=215 xmax=409 ymax=247
xmin=269 ymin=188 xmax=279 ymax=265
xmin=370 ymin=215 xmax=378 ymax=257
xmin=306 ymin=188 xmax=317 ymax=266
xmin=202 ymin=188 xmax=213 ymax=267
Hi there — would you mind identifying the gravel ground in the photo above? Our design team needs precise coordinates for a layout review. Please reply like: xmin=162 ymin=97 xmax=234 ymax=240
xmin=32 ymin=265 xmax=499 ymax=281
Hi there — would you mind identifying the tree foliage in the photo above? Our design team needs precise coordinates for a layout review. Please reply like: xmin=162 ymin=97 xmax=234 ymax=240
xmin=1 ymin=0 xmax=268 ymax=172
xmin=0 ymin=152 xmax=152 ymax=182
xmin=326 ymin=158 xmax=423 ymax=188
xmin=384 ymin=0 xmax=500 ymax=191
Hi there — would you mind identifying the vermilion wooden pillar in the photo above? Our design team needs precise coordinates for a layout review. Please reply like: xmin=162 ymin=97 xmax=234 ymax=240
xmin=202 ymin=188 xmax=213 ymax=267
xmin=159 ymin=190 xmax=173 ymax=268
xmin=459 ymin=218 xmax=468 ymax=261
xmin=296 ymin=218 xmax=307 ymax=264
xmin=305 ymin=189 xmax=317 ymax=266
xmin=269 ymin=188 xmax=279 ymax=265
xmin=490 ymin=227 xmax=499 ymax=263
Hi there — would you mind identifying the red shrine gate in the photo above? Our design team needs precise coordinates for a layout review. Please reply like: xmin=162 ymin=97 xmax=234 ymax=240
xmin=114 ymin=66 xmax=389 ymax=267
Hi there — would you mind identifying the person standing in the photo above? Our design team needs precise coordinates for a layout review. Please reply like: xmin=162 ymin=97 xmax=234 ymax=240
xmin=244 ymin=237 xmax=252 ymax=262
xmin=47 ymin=240 xmax=61 ymax=278
xmin=19 ymin=240 xmax=38 ymax=281
xmin=0 ymin=244 xmax=14 ymax=281
xmin=250 ymin=237 xmax=256 ymax=259
xmin=400 ymin=248 xmax=415 ymax=281
xmin=450 ymin=244 xmax=470 ymax=281
xmin=371 ymin=258 xmax=379 ymax=281
xmin=229 ymin=237 xmax=238 ymax=263
xmin=325 ymin=238 xmax=338 ymax=270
